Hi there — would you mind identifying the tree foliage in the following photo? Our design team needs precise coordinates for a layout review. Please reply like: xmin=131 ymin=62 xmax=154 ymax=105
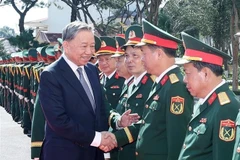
xmin=0 ymin=41 xmax=7 ymax=57
xmin=8 ymin=29 xmax=48 ymax=50
xmin=161 ymin=0 xmax=240 ymax=90
xmin=2 ymin=0 xmax=45 ymax=33
xmin=0 ymin=26 xmax=16 ymax=38
xmin=60 ymin=0 xmax=133 ymax=35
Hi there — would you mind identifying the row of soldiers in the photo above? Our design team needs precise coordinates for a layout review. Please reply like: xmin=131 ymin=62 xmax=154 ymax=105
xmin=0 ymin=40 xmax=63 ymax=156
xmin=1 ymin=18 xmax=240 ymax=160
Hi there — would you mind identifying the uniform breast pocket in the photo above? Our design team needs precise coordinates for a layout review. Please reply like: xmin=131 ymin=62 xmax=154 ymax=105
xmin=193 ymin=123 xmax=207 ymax=135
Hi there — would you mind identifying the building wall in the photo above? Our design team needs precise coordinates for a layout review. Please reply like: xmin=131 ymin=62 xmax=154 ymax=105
xmin=44 ymin=0 xmax=71 ymax=33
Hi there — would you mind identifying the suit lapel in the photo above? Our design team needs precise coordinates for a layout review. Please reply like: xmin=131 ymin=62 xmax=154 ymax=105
xmin=59 ymin=58 xmax=93 ymax=111
xmin=146 ymin=83 xmax=161 ymax=102
xmin=128 ymin=83 xmax=141 ymax=99
xmin=120 ymin=77 xmax=134 ymax=97
xmin=190 ymin=102 xmax=208 ymax=122
xmin=190 ymin=92 xmax=218 ymax=122
xmin=105 ymin=72 xmax=117 ymax=88
xmin=120 ymin=85 xmax=128 ymax=97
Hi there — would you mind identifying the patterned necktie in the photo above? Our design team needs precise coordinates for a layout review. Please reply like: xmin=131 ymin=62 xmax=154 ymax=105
xmin=77 ymin=68 xmax=96 ymax=111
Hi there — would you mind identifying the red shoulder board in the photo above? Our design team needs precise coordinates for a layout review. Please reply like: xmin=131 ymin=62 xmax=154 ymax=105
xmin=141 ymin=75 xmax=148 ymax=84
xmin=208 ymin=92 xmax=217 ymax=105
xmin=115 ymin=72 xmax=119 ymax=79
xmin=160 ymin=75 xmax=169 ymax=86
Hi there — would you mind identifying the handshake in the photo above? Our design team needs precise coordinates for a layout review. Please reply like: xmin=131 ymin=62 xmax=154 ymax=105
xmin=99 ymin=109 xmax=140 ymax=152
xmin=99 ymin=131 xmax=117 ymax=152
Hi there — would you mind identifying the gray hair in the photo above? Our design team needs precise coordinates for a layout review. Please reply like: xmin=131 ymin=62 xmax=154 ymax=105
xmin=62 ymin=21 xmax=94 ymax=41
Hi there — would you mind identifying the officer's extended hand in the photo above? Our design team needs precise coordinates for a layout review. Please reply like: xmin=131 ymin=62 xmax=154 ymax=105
xmin=118 ymin=109 xmax=140 ymax=128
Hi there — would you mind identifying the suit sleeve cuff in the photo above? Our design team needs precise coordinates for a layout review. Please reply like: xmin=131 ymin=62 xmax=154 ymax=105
xmin=90 ymin=131 xmax=101 ymax=147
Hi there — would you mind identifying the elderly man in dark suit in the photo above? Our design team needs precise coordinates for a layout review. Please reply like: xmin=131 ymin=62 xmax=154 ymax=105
xmin=39 ymin=21 xmax=120 ymax=160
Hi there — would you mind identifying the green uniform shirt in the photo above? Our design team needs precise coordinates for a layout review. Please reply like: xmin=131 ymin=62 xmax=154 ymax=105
xmin=178 ymin=83 xmax=240 ymax=160
xmin=136 ymin=67 xmax=194 ymax=160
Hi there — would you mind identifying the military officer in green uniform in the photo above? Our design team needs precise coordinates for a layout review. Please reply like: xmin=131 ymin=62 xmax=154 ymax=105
xmin=109 ymin=25 xmax=155 ymax=160
xmin=96 ymin=36 xmax=125 ymax=109
xmin=21 ymin=49 xmax=36 ymax=134
xmin=106 ymin=34 xmax=133 ymax=160
xmin=112 ymin=35 xmax=134 ymax=99
xmin=134 ymin=19 xmax=194 ymax=160
xmin=12 ymin=52 xmax=24 ymax=122
xmin=176 ymin=32 xmax=240 ymax=160
xmin=9 ymin=53 xmax=20 ymax=121
xmin=232 ymin=111 xmax=240 ymax=160
xmin=4 ymin=55 xmax=12 ymax=113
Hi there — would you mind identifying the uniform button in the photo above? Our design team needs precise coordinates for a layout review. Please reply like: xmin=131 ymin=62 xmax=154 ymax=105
xmin=138 ymin=135 xmax=141 ymax=140
xmin=145 ymin=105 xmax=149 ymax=108
xmin=136 ymin=103 xmax=138 ymax=106
xmin=197 ymin=130 xmax=200 ymax=135
xmin=188 ymin=126 xmax=192 ymax=131
xmin=113 ymin=93 xmax=115 ymax=95
xmin=119 ymin=147 xmax=123 ymax=151
xmin=127 ymin=104 xmax=130 ymax=107
xmin=183 ymin=144 xmax=186 ymax=149
xmin=135 ymin=152 xmax=138 ymax=156
xmin=237 ymin=147 xmax=240 ymax=153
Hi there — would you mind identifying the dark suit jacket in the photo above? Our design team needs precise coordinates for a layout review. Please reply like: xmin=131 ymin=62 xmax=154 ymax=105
xmin=39 ymin=57 xmax=108 ymax=160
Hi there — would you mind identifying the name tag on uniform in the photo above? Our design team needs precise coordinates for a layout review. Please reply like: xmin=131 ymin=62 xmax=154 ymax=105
xmin=111 ymin=85 xmax=120 ymax=89
xmin=136 ymin=94 xmax=142 ymax=98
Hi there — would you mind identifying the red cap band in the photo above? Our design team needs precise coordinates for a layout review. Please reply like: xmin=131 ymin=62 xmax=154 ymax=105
xmin=143 ymin=33 xmax=178 ymax=49
xmin=97 ymin=46 xmax=116 ymax=53
xmin=185 ymin=49 xmax=223 ymax=66
xmin=129 ymin=37 xmax=141 ymax=42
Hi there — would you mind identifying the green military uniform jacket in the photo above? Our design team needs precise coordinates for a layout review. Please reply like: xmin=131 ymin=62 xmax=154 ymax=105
xmin=21 ymin=63 xmax=34 ymax=132
xmin=111 ymin=73 xmax=154 ymax=160
xmin=31 ymin=65 xmax=46 ymax=159
xmin=135 ymin=67 xmax=194 ymax=160
xmin=31 ymin=94 xmax=45 ymax=159
xmin=178 ymin=83 xmax=240 ymax=160
xmin=100 ymin=71 xmax=125 ymax=109
xmin=233 ymin=111 xmax=240 ymax=160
